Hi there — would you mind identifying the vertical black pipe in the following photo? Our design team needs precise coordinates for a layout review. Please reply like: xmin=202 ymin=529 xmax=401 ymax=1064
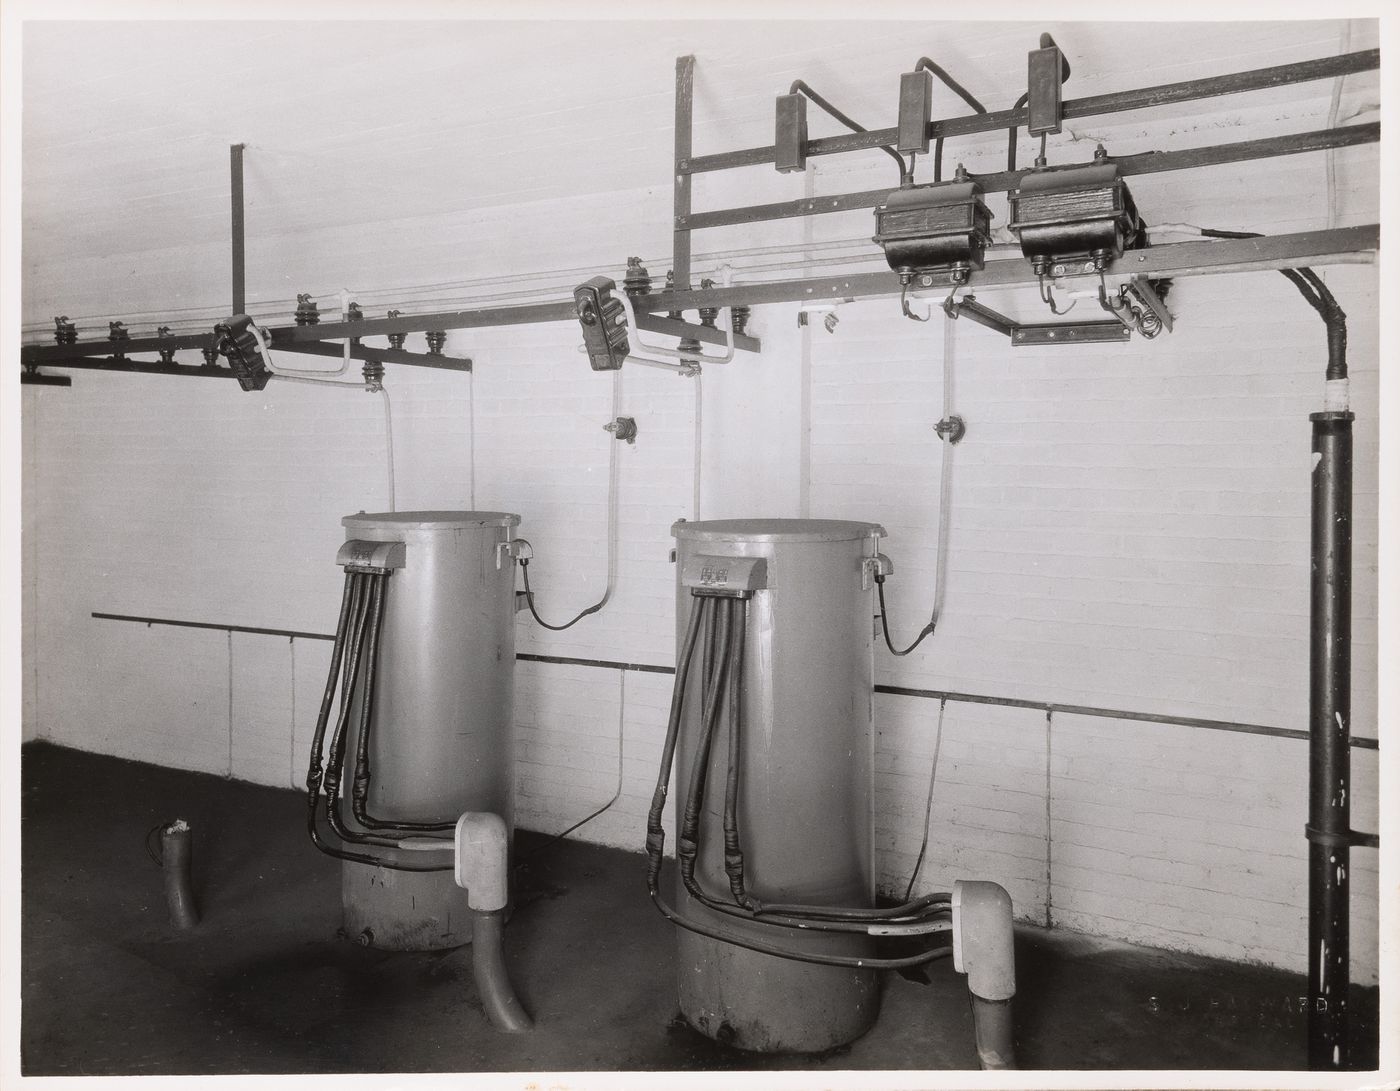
xmin=230 ymin=143 xmax=246 ymax=315
xmin=1307 ymin=408 xmax=1353 ymax=1070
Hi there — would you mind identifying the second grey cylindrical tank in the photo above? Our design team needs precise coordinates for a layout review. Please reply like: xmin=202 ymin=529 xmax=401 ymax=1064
xmin=340 ymin=510 xmax=519 ymax=950
xmin=671 ymin=518 xmax=885 ymax=1053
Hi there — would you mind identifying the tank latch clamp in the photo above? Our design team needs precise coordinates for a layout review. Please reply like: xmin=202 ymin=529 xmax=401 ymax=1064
xmin=498 ymin=538 xmax=532 ymax=570
xmin=862 ymin=552 xmax=894 ymax=591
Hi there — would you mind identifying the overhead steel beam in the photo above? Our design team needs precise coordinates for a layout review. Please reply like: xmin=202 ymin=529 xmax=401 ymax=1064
xmin=681 ymin=48 xmax=1380 ymax=174
xmin=680 ymin=124 xmax=1380 ymax=231
xmin=634 ymin=312 xmax=762 ymax=353
xmin=21 ymin=331 xmax=214 ymax=363
xmin=24 ymin=356 xmax=232 ymax=379
xmin=20 ymin=227 xmax=1376 ymax=373
xmin=277 ymin=340 xmax=474 ymax=372
xmin=636 ymin=225 xmax=1378 ymax=312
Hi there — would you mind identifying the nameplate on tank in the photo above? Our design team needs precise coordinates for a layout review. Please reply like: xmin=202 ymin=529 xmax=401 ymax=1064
xmin=336 ymin=539 xmax=407 ymax=574
xmin=681 ymin=554 xmax=768 ymax=597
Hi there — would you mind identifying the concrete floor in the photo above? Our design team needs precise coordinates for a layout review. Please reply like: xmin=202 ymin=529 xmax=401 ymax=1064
xmin=20 ymin=741 xmax=1379 ymax=1077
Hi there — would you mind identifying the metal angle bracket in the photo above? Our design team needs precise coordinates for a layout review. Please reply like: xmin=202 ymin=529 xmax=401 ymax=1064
xmin=1122 ymin=274 xmax=1174 ymax=335
xmin=1011 ymin=321 xmax=1131 ymax=346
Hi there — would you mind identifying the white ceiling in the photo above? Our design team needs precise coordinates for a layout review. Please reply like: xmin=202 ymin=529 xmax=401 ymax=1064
xmin=21 ymin=18 xmax=1378 ymax=302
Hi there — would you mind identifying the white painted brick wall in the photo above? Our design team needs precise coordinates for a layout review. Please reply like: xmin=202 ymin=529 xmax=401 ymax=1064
xmin=18 ymin=19 xmax=1383 ymax=984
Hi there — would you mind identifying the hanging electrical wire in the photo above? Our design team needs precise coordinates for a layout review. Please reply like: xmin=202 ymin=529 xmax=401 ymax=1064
xmin=517 ymin=368 xmax=622 ymax=630
xmin=877 ymin=311 xmax=957 ymax=657
xmin=517 ymin=671 xmax=627 ymax=868
xmin=903 ymin=698 xmax=947 ymax=902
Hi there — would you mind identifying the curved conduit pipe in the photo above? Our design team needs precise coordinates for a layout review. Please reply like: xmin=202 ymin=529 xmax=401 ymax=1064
xmin=159 ymin=820 xmax=199 ymax=930
xmin=456 ymin=813 xmax=532 ymax=1032
xmin=612 ymin=274 xmax=736 ymax=370
xmin=953 ymin=880 xmax=1017 ymax=1069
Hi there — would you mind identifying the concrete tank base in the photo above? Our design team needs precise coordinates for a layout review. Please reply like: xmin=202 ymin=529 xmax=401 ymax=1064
xmin=341 ymin=862 xmax=473 ymax=950
xmin=678 ymin=932 xmax=881 ymax=1052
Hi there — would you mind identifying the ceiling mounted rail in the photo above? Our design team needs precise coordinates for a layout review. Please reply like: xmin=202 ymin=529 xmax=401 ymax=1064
xmin=678 ymin=49 xmax=1379 ymax=175
xmin=18 ymin=40 xmax=1380 ymax=386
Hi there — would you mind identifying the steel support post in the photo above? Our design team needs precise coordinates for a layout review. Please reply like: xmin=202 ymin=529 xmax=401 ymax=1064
xmin=1307 ymin=408 xmax=1354 ymax=1070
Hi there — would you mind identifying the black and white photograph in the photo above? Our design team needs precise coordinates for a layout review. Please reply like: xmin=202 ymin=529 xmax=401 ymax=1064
xmin=3 ymin=2 xmax=1395 ymax=1088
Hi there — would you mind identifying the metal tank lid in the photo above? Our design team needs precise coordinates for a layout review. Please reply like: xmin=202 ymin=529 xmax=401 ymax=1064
xmin=343 ymin=510 xmax=520 ymax=530
xmin=671 ymin=518 xmax=885 ymax=543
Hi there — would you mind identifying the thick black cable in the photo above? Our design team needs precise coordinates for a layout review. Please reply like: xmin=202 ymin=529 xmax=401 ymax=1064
xmin=913 ymin=58 xmax=988 ymax=115
xmin=519 ymin=560 xmax=603 ymax=631
xmin=788 ymin=79 xmax=911 ymax=185
xmin=877 ymin=577 xmax=934 ymax=657
xmin=912 ymin=58 xmax=987 ymax=185
xmin=649 ymin=883 xmax=955 ymax=970
xmin=324 ymin=576 xmax=407 ymax=850
xmin=1198 ymin=227 xmax=1347 ymax=380
xmin=721 ymin=598 xmax=757 ymax=909
xmin=645 ymin=596 xmax=709 ymax=892
xmin=1006 ymin=91 xmax=1029 ymax=173
xmin=304 ymin=570 xmax=450 ymax=870
xmin=678 ymin=598 xmax=734 ymax=899
xmin=665 ymin=592 xmax=955 ymax=940
xmin=350 ymin=572 xmax=455 ymax=835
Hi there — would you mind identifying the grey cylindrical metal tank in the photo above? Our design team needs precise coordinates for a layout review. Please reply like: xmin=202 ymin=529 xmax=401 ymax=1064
xmin=340 ymin=510 xmax=519 ymax=950
xmin=671 ymin=517 xmax=885 ymax=1053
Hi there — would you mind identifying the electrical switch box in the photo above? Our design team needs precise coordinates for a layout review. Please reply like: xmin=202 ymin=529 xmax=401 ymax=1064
xmin=574 ymin=277 xmax=630 ymax=371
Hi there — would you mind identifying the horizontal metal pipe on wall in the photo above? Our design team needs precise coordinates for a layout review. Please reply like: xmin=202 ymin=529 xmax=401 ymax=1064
xmin=88 ymin=612 xmax=1380 ymax=750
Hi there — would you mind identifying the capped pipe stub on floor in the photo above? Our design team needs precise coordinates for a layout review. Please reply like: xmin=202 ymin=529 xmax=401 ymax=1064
xmin=343 ymin=510 xmax=521 ymax=531
xmin=671 ymin=518 xmax=885 ymax=543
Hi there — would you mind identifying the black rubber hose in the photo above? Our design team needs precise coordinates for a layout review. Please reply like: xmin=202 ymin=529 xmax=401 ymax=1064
xmin=645 ymin=595 xmax=709 ymax=892
xmin=788 ymin=79 xmax=910 ymax=185
xmin=159 ymin=821 xmax=199 ymax=930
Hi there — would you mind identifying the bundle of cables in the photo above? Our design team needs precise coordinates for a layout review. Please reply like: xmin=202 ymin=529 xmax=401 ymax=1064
xmin=644 ymin=591 xmax=954 ymax=969
xmin=303 ymin=566 xmax=453 ymax=871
